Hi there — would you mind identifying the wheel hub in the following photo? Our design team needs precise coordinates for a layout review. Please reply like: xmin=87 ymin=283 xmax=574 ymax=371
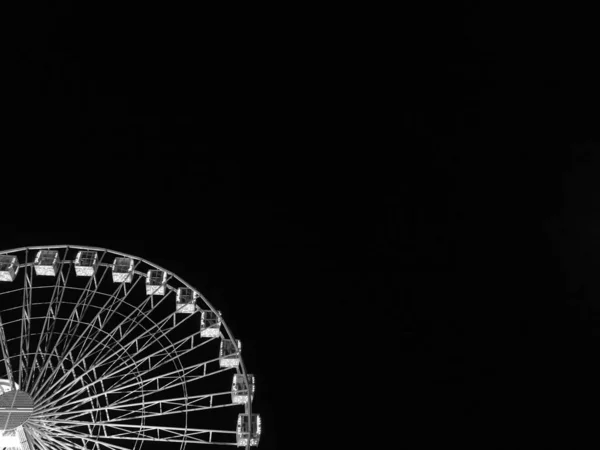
xmin=0 ymin=390 xmax=34 ymax=431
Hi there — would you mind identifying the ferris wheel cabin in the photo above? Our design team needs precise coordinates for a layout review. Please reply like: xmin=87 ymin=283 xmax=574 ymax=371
xmin=236 ymin=413 xmax=261 ymax=447
xmin=146 ymin=269 xmax=167 ymax=295
xmin=231 ymin=374 xmax=255 ymax=404
xmin=200 ymin=310 xmax=222 ymax=337
xmin=175 ymin=287 xmax=198 ymax=314
xmin=0 ymin=255 xmax=19 ymax=282
xmin=112 ymin=257 xmax=134 ymax=282
xmin=219 ymin=339 xmax=241 ymax=368
xmin=33 ymin=250 xmax=59 ymax=276
xmin=74 ymin=251 xmax=98 ymax=276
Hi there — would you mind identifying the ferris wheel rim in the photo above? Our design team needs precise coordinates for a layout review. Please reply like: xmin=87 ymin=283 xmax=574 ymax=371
xmin=0 ymin=244 xmax=258 ymax=449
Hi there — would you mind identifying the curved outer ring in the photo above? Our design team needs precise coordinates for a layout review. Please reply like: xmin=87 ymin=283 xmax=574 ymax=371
xmin=0 ymin=244 xmax=254 ymax=449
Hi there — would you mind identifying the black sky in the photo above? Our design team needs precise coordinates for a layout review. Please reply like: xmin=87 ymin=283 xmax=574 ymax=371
xmin=1 ymin=2 xmax=600 ymax=448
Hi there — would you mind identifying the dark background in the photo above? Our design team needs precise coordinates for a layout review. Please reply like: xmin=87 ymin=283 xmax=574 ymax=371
xmin=1 ymin=2 xmax=600 ymax=448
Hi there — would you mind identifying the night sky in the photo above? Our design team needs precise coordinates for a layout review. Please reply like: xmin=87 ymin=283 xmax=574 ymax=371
xmin=1 ymin=2 xmax=600 ymax=449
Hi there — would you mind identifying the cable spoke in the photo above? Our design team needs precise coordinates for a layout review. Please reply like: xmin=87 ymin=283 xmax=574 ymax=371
xmin=0 ymin=313 xmax=15 ymax=390
xmin=25 ymin=248 xmax=71 ymax=391
xmin=34 ymin=356 xmax=232 ymax=418
xmin=32 ymin=420 xmax=238 ymax=445
xmin=19 ymin=248 xmax=32 ymax=388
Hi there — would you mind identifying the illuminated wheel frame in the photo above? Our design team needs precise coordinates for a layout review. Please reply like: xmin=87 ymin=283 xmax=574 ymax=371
xmin=0 ymin=245 xmax=261 ymax=450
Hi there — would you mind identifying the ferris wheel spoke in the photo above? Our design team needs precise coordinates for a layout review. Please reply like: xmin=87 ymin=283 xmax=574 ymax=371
xmin=97 ymin=330 xmax=213 ymax=387
xmin=104 ymin=398 xmax=241 ymax=422
xmin=45 ymin=252 xmax=134 ymax=369
xmin=0 ymin=313 xmax=16 ymax=389
xmin=50 ymin=251 xmax=111 ymax=360
xmin=19 ymin=248 xmax=32 ymax=388
xmin=54 ymin=399 xmax=242 ymax=424
xmin=26 ymin=422 xmax=59 ymax=446
xmin=34 ymin=259 xmax=133 ymax=397
xmin=35 ymin=333 xmax=218 ymax=414
xmin=29 ymin=426 xmax=87 ymax=450
xmin=36 ymin=367 xmax=223 ymax=422
xmin=25 ymin=251 xmax=72 ymax=391
xmin=91 ymin=334 xmax=197 ymax=393
xmin=62 ymin=271 xmax=170 ymax=377
xmin=82 ymin=283 xmax=180 ymax=372
xmin=26 ymin=426 xmax=64 ymax=450
xmin=32 ymin=336 xmax=141 ymax=413
xmin=33 ymin=272 xmax=145 ymax=401
xmin=108 ymin=355 xmax=229 ymax=405
xmin=29 ymin=336 xmax=96 ymax=404
xmin=40 ymin=254 xmax=75 ymax=358
xmin=65 ymin=260 xmax=147 ymax=366
xmin=35 ymin=420 xmax=238 ymax=446
xmin=28 ymin=345 xmax=63 ymax=400
xmin=44 ymin=287 xmax=186 ymax=400
xmin=34 ymin=349 xmax=124 ymax=417
xmin=28 ymin=318 xmax=127 ymax=403
xmin=34 ymin=356 xmax=231 ymax=419
xmin=107 ymin=368 xmax=234 ymax=413
xmin=35 ymin=390 xmax=237 ymax=423
xmin=30 ymin=421 xmax=135 ymax=450
xmin=33 ymin=318 xmax=153 ymax=411
xmin=115 ymin=287 xmax=178 ymax=347
xmin=100 ymin=307 xmax=200 ymax=377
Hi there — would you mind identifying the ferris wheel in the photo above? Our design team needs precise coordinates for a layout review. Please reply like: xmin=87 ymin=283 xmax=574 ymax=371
xmin=0 ymin=245 xmax=261 ymax=450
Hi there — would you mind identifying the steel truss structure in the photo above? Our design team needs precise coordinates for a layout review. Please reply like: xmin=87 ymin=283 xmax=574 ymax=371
xmin=0 ymin=245 xmax=261 ymax=450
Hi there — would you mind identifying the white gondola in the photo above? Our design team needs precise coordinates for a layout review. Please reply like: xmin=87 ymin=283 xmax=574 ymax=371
xmin=236 ymin=414 xmax=261 ymax=447
xmin=0 ymin=255 xmax=18 ymax=282
xmin=219 ymin=339 xmax=241 ymax=368
xmin=74 ymin=251 xmax=98 ymax=277
xmin=231 ymin=374 xmax=255 ymax=404
xmin=112 ymin=257 xmax=133 ymax=283
xmin=175 ymin=287 xmax=198 ymax=314
xmin=200 ymin=310 xmax=222 ymax=338
xmin=33 ymin=250 xmax=59 ymax=276
xmin=146 ymin=270 xmax=166 ymax=295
